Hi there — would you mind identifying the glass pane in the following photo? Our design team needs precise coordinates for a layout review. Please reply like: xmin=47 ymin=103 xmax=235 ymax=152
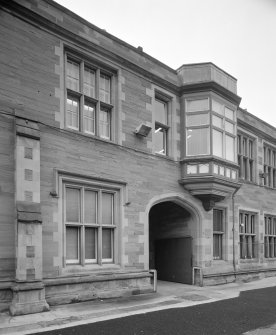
xmin=187 ymin=164 xmax=197 ymax=174
xmin=66 ymin=97 xmax=79 ymax=130
xmin=186 ymin=98 xmax=209 ymax=112
xmin=225 ymin=135 xmax=235 ymax=162
xmin=213 ymin=234 xmax=222 ymax=259
xmin=225 ymin=121 xmax=234 ymax=134
xmin=213 ymin=209 xmax=223 ymax=231
xmin=212 ymin=100 xmax=223 ymax=115
xmin=213 ymin=164 xmax=219 ymax=174
xmin=66 ymin=60 xmax=79 ymax=91
xmin=85 ymin=227 xmax=97 ymax=260
xmin=219 ymin=166 xmax=225 ymax=176
xmin=66 ymin=227 xmax=79 ymax=261
xmin=186 ymin=113 xmax=209 ymax=126
xmin=187 ymin=128 xmax=210 ymax=155
xmin=84 ymin=190 xmax=97 ymax=223
xmin=232 ymin=170 xmax=237 ymax=180
xmin=102 ymin=229 xmax=112 ymax=260
xmin=199 ymin=164 xmax=209 ymax=173
xmin=225 ymin=107 xmax=235 ymax=120
xmin=84 ymin=67 xmax=95 ymax=97
xmin=212 ymin=115 xmax=223 ymax=128
xmin=155 ymin=99 xmax=167 ymax=124
xmin=102 ymin=193 xmax=113 ymax=225
xmin=66 ymin=187 xmax=80 ymax=222
xmin=154 ymin=125 xmax=166 ymax=155
xmin=100 ymin=74 xmax=111 ymax=104
xmin=84 ymin=103 xmax=95 ymax=134
xmin=226 ymin=168 xmax=231 ymax=178
xmin=99 ymin=108 xmax=111 ymax=139
xmin=212 ymin=129 xmax=223 ymax=157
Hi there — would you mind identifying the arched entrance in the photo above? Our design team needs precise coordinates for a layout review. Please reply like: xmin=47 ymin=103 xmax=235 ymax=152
xmin=149 ymin=200 xmax=196 ymax=285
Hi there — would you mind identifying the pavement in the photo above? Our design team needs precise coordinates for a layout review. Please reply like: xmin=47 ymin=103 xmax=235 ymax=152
xmin=1 ymin=277 xmax=276 ymax=335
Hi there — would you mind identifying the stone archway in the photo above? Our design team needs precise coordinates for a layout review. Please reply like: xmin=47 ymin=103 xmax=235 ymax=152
xmin=147 ymin=196 xmax=202 ymax=285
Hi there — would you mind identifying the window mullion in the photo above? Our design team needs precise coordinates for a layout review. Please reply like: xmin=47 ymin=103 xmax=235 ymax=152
xmin=98 ymin=190 xmax=102 ymax=265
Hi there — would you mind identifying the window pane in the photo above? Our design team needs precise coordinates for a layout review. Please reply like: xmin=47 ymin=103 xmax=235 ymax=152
xmin=213 ymin=164 xmax=219 ymax=174
xmin=225 ymin=121 xmax=234 ymax=134
xmin=154 ymin=125 xmax=166 ymax=155
xmin=225 ymin=135 xmax=235 ymax=162
xmin=84 ymin=67 xmax=95 ymax=97
xmin=212 ymin=129 xmax=223 ymax=157
xmin=226 ymin=168 xmax=231 ymax=178
xmin=212 ymin=100 xmax=223 ymax=115
xmin=187 ymin=113 xmax=209 ymax=126
xmin=84 ymin=103 xmax=95 ymax=134
xmin=213 ymin=234 xmax=222 ymax=259
xmin=213 ymin=209 xmax=223 ymax=231
xmin=187 ymin=128 xmax=210 ymax=155
xmin=225 ymin=107 xmax=235 ymax=120
xmin=102 ymin=193 xmax=113 ymax=225
xmin=85 ymin=227 xmax=97 ymax=261
xmin=102 ymin=229 xmax=112 ymax=260
xmin=84 ymin=190 xmax=97 ymax=223
xmin=66 ymin=60 xmax=79 ymax=91
xmin=199 ymin=164 xmax=209 ymax=173
xmin=66 ymin=97 xmax=79 ymax=130
xmin=212 ymin=115 xmax=223 ymax=128
xmin=66 ymin=187 xmax=80 ymax=222
xmin=187 ymin=98 xmax=209 ymax=112
xmin=155 ymin=99 xmax=167 ymax=124
xmin=187 ymin=164 xmax=197 ymax=174
xmin=66 ymin=227 xmax=79 ymax=262
xmin=99 ymin=108 xmax=111 ymax=139
xmin=100 ymin=74 xmax=111 ymax=104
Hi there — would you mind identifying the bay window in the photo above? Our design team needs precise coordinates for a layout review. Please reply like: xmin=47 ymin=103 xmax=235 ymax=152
xmin=185 ymin=97 xmax=236 ymax=162
xmin=64 ymin=184 xmax=117 ymax=265
xmin=65 ymin=54 xmax=114 ymax=140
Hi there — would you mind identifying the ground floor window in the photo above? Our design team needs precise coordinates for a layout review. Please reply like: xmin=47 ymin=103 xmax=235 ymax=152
xmin=213 ymin=208 xmax=224 ymax=260
xmin=264 ymin=215 xmax=276 ymax=258
xmin=64 ymin=183 xmax=117 ymax=265
xmin=239 ymin=211 xmax=257 ymax=259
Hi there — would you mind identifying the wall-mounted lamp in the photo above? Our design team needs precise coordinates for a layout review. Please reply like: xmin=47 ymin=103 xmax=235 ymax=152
xmin=134 ymin=123 xmax=152 ymax=137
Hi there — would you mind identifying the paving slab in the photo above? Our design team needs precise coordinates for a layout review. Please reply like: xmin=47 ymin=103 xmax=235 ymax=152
xmin=1 ymin=277 xmax=276 ymax=335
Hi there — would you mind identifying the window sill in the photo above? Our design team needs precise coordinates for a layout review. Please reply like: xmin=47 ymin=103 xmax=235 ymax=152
xmin=154 ymin=152 xmax=174 ymax=161
xmin=62 ymin=263 xmax=121 ymax=275
xmin=65 ymin=127 xmax=114 ymax=144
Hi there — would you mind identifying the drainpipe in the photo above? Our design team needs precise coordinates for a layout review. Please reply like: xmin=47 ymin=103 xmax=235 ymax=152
xmin=232 ymin=188 xmax=239 ymax=279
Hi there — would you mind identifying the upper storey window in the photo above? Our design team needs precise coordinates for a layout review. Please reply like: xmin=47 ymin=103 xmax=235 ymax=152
xmin=154 ymin=93 xmax=170 ymax=155
xmin=185 ymin=97 xmax=237 ymax=163
xmin=65 ymin=55 xmax=113 ymax=140
xmin=186 ymin=98 xmax=210 ymax=156
xmin=237 ymin=134 xmax=254 ymax=182
xmin=263 ymin=145 xmax=276 ymax=188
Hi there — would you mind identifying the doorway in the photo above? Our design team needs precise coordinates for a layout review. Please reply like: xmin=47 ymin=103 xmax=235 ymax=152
xmin=149 ymin=201 xmax=194 ymax=285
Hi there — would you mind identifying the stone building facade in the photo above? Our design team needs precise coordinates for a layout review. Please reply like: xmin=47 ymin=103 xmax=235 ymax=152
xmin=1 ymin=0 xmax=276 ymax=315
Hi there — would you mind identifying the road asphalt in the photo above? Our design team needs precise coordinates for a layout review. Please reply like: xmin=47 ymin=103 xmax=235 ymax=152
xmin=1 ymin=277 xmax=276 ymax=335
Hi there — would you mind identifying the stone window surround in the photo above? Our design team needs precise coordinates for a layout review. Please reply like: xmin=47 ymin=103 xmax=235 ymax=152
xmin=51 ymin=169 xmax=128 ymax=273
xmin=64 ymin=49 xmax=118 ymax=142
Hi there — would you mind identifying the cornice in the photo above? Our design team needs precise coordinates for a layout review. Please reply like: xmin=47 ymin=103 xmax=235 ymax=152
xmin=180 ymin=81 xmax=241 ymax=105
xmin=0 ymin=0 xmax=179 ymax=94
xmin=238 ymin=119 xmax=276 ymax=145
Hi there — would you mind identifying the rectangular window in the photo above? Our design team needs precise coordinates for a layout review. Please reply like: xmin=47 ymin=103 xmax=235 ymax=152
xmin=211 ymin=99 xmax=236 ymax=162
xmin=238 ymin=134 xmax=254 ymax=182
xmin=264 ymin=215 xmax=276 ymax=258
xmin=239 ymin=212 xmax=257 ymax=259
xmin=65 ymin=55 xmax=114 ymax=140
xmin=186 ymin=98 xmax=210 ymax=156
xmin=154 ymin=95 xmax=170 ymax=155
xmin=64 ymin=184 xmax=117 ymax=265
xmin=263 ymin=145 xmax=276 ymax=188
xmin=213 ymin=209 xmax=224 ymax=260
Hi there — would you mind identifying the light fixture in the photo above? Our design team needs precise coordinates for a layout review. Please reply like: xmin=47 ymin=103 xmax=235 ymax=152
xmin=134 ymin=123 xmax=152 ymax=137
